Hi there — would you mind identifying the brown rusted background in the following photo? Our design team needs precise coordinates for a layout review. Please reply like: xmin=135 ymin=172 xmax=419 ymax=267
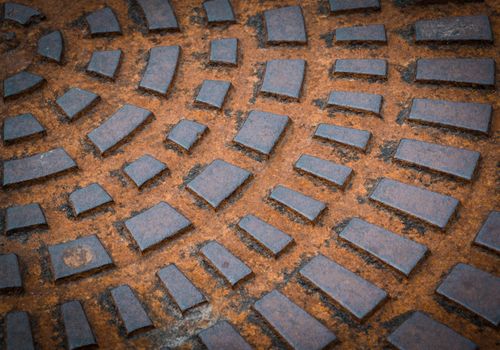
xmin=1 ymin=0 xmax=499 ymax=348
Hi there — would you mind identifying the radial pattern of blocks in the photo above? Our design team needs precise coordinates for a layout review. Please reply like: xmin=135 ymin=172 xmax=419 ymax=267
xmin=0 ymin=0 xmax=498 ymax=349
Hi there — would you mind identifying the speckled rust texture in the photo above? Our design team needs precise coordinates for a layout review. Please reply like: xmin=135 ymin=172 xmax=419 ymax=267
xmin=1 ymin=0 xmax=499 ymax=349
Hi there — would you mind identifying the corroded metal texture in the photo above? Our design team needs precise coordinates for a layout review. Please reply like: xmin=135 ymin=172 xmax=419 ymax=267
xmin=1 ymin=0 xmax=499 ymax=349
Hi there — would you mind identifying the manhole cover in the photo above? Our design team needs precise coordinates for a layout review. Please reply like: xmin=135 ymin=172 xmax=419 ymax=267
xmin=1 ymin=0 xmax=498 ymax=349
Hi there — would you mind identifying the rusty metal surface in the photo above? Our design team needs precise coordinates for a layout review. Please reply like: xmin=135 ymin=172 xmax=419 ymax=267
xmin=1 ymin=0 xmax=499 ymax=349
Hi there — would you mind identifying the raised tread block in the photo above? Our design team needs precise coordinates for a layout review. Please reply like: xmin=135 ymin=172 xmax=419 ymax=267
xmin=415 ymin=58 xmax=495 ymax=87
xmin=86 ymin=7 xmax=121 ymax=36
xmin=415 ymin=15 xmax=492 ymax=43
xmin=198 ymin=321 xmax=252 ymax=350
xmin=200 ymin=241 xmax=253 ymax=287
xmin=388 ymin=311 xmax=477 ymax=350
xmin=269 ymin=185 xmax=326 ymax=223
xmin=5 ymin=203 xmax=47 ymax=234
xmin=2 ymin=148 xmax=77 ymax=187
xmin=2 ymin=113 xmax=45 ymax=144
xmin=314 ymin=123 xmax=371 ymax=151
xmin=87 ymin=50 xmax=122 ymax=79
xmin=237 ymin=214 xmax=294 ymax=257
xmin=254 ymin=290 xmax=337 ymax=350
xmin=327 ymin=90 xmax=382 ymax=116
xmin=157 ymin=264 xmax=207 ymax=313
xmin=394 ymin=138 xmax=480 ymax=181
xmin=69 ymin=183 xmax=113 ymax=217
xmin=260 ymin=59 xmax=306 ymax=100
xmin=3 ymin=71 xmax=45 ymax=100
xmin=61 ymin=301 xmax=97 ymax=350
xmin=335 ymin=24 xmax=386 ymax=43
xmin=436 ymin=263 xmax=500 ymax=326
xmin=186 ymin=159 xmax=252 ymax=209
xmin=369 ymin=178 xmax=459 ymax=230
xmin=48 ymin=235 xmax=113 ymax=281
xmin=264 ymin=6 xmax=307 ymax=45
xmin=300 ymin=254 xmax=388 ymax=321
xmin=56 ymin=87 xmax=100 ymax=121
xmin=339 ymin=218 xmax=428 ymax=276
xmin=408 ymin=99 xmax=492 ymax=134
xmin=0 ymin=253 xmax=23 ymax=292
xmin=37 ymin=30 xmax=63 ymax=63
xmin=123 ymin=154 xmax=168 ymax=189
xmin=124 ymin=201 xmax=191 ymax=253
xmin=139 ymin=45 xmax=180 ymax=96
xmin=87 ymin=104 xmax=153 ymax=156
xmin=110 ymin=285 xmax=153 ymax=336
xmin=136 ymin=0 xmax=179 ymax=32
xmin=294 ymin=154 xmax=353 ymax=189
xmin=4 ymin=311 xmax=35 ymax=350
xmin=233 ymin=110 xmax=289 ymax=156
xmin=473 ymin=211 xmax=500 ymax=254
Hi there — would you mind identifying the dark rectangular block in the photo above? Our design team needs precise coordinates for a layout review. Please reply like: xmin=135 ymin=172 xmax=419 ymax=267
xmin=56 ymin=87 xmax=99 ymax=121
xmin=166 ymin=119 xmax=207 ymax=153
xmin=61 ymin=300 xmax=97 ymax=350
xmin=125 ymin=201 xmax=191 ymax=252
xmin=328 ymin=90 xmax=382 ymax=116
xmin=314 ymin=123 xmax=371 ymax=151
xmin=87 ymin=50 xmax=122 ymax=80
xmin=198 ymin=321 xmax=252 ymax=350
xmin=264 ymin=5 xmax=307 ymax=45
xmin=436 ymin=263 xmax=499 ymax=326
xmin=294 ymin=154 xmax=353 ymax=189
xmin=260 ymin=59 xmax=306 ymax=100
xmin=203 ymin=0 xmax=236 ymax=24
xmin=110 ymin=285 xmax=153 ymax=336
xmin=5 ymin=203 xmax=47 ymax=234
xmin=269 ymin=185 xmax=326 ymax=223
xmin=139 ymin=46 xmax=180 ymax=96
xmin=415 ymin=58 xmax=495 ymax=87
xmin=395 ymin=138 xmax=480 ymax=181
xmin=473 ymin=211 xmax=499 ymax=254
xmin=37 ymin=30 xmax=63 ymax=63
xmin=195 ymin=79 xmax=231 ymax=109
xmin=388 ymin=311 xmax=477 ymax=350
xmin=69 ymin=183 xmax=113 ymax=217
xmin=3 ymin=71 xmax=45 ymax=100
xmin=86 ymin=7 xmax=121 ymax=36
xmin=136 ymin=0 xmax=179 ymax=32
xmin=200 ymin=241 xmax=252 ymax=287
xmin=87 ymin=104 xmax=153 ymax=156
xmin=187 ymin=159 xmax=252 ymax=209
xmin=408 ymin=98 xmax=492 ymax=134
xmin=339 ymin=218 xmax=428 ymax=276
xmin=369 ymin=178 xmax=459 ymax=230
xmin=5 ymin=311 xmax=35 ymax=350
xmin=3 ymin=113 xmax=45 ymax=144
xmin=335 ymin=24 xmax=386 ymax=43
xmin=2 ymin=147 xmax=77 ymax=187
xmin=329 ymin=0 xmax=380 ymax=13
xmin=0 ymin=253 xmax=22 ymax=292
xmin=210 ymin=38 xmax=238 ymax=66
xmin=300 ymin=254 xmax=387 ymax=321
xmin=48 ymin=235 xmax=113 ymax=281
xmin=157 ymin=264 xmax=207 ymax=313
xmin=333 ymin=59 xmax=387 ymax=79
xmin=253 ymin=290 xmax=337 ymax=350
xmin=123 ymin=154 xmax=167 ymax=189
xmin=233 ymin=110 xmax=289 ymax=157
xmin=415 ymin=15 xmax=492 ymax=43
xmin=237 ymin=214 xmax=294 ymax=257
xmin=2 ymin=2 xmax=44 ymax=26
